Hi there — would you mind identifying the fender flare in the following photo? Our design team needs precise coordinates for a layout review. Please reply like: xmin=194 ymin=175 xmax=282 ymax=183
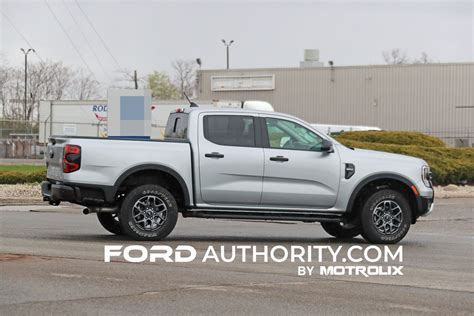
xmin=346 ymin=173 xmax=421 ymax=214
xmin=111 ymin=164 xmax=191 ymax=207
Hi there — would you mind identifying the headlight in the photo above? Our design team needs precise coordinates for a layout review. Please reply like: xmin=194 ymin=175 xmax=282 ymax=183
xmin=422 ymin=165 xmax=432 ymax=187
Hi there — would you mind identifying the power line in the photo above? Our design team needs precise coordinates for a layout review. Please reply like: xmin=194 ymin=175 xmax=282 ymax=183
xmin=43 ymin=0 xmax=95 ymax=76
xmin=62 ymin=0 xmax=112 ymax=81
xmin=0 ymin=9 xmax=44 ymax=62
xmin=74 ymin=0 xmax=121 ymax=70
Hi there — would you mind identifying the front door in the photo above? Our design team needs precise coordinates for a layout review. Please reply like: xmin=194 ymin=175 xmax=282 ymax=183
xmin=198 ymin=113 xmax=264 ymax=206
xmin=260 ymin=116 xmax=341 ymax=208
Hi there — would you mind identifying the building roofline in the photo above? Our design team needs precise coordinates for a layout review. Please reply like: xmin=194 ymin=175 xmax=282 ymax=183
xmin=199 ymin=62 xmax=474 ymax=73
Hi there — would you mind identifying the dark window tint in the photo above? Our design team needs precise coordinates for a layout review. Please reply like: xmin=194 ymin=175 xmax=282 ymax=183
xmin=164 ymin=113 xmax=188 ymax=139
xmin=204 ymin=115 xmax=256 ymax=147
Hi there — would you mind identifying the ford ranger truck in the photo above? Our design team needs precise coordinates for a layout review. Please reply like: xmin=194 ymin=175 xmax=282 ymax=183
xmin=41 ymin=108 xmax=434 ymax=244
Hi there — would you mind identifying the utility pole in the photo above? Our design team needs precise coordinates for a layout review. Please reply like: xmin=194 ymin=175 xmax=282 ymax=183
xmin=221 ymin=39 xmax=234 ymax=69
xmin=134 ymin=70 xmax=138 ymax=89
xmin=20 ymin=48 xmax=35 ymax=121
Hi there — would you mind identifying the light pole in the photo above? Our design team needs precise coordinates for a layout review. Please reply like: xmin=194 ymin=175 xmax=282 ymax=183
xmin=221 ymin=39 xmax=234 ymax=69
xmin=20 ymin=48 xmax=35 ymax=121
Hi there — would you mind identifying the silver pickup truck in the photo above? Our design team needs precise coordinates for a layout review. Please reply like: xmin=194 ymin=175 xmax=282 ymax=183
xmin=42 ymin=107 xmax=434 ymax=244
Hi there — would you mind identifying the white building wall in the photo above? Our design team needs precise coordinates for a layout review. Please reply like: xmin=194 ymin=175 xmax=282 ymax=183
xmin=197 ymin=63 xmax=474 ymax=146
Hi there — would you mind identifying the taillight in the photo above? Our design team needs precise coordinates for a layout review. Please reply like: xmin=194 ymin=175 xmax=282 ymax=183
xmin=63 ymin=145 xmax=81 ymax=173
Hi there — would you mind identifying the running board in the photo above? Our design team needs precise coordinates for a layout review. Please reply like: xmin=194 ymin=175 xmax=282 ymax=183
xmin=183 ymin=210 xmax=343 ymax=223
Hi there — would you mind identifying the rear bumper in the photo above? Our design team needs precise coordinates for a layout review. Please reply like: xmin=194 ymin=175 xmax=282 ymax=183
xmin=41 ymin=180 xmax=114 ymax=206
xmin=41 ymin=181 xmax=75 ymax=205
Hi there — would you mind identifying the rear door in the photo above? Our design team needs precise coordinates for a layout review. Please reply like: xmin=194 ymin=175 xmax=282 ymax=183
xmin=198 ymin=113 xmax=264 ymax=205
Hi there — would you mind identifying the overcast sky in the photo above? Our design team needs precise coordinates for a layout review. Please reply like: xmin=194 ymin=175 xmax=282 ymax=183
xmin=1 ymin=0 xmax=473 ymax=85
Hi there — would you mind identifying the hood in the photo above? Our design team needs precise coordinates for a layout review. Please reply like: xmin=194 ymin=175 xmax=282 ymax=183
xmin=336 ymin=144 xmax=427 ymax=165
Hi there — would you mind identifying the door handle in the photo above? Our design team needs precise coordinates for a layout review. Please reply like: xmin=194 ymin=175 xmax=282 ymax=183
xmin=205 ymin=152 xmax=224 ymax=158
xmin=269 ymin=156 xmax=289 ymax=162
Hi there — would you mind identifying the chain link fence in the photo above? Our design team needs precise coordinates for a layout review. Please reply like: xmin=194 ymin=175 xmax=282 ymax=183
xmin=0 ymin=120 xmax=40 ymax=159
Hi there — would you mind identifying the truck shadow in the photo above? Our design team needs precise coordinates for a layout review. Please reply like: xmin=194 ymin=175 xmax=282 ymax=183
xmin=35 ymin=232 xmax=419 ymax=246
xmin=165 ymin=235 xmax=368 ymax=245
xmin=65 ymin=233 xmax=376 ymax=245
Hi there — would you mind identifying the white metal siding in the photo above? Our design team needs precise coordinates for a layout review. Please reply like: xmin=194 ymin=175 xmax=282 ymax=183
xmin=198 ymin=63 xmax=474 ymax=146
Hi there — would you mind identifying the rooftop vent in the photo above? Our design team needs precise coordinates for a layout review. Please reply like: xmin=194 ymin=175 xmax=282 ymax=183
xmin=300 ymin=49 xmax=324 ymax=68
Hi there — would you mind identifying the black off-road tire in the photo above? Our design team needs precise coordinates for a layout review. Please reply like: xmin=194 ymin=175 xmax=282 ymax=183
xmin=119 ymin=184 xmax=178 ymax=241
xmin=360 ymin=189 xmax=412 ymax=244
xmin=321 ymin=222 xmax=361 ymax=239
xmin=97 ymin=213 xmax=122 ymax=235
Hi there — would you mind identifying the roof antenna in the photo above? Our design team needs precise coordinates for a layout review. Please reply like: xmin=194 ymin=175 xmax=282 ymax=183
xmin=184 ymin=92 xmax=199 ymax=107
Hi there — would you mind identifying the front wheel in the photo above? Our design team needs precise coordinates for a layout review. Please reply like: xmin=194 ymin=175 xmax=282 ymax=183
xmin=97 ymin=213 xmax=122 ymax=235
xmin=360 ymin=189 xmax=412 ymax=244
xmin=119 ymin=184 xmax=178 ymax=241
xmin=321 ymin=222 xmax=361 ymax=238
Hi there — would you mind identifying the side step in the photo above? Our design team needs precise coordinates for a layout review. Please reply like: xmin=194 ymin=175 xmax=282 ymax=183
xmin=183 ymin=210 xmax=344 ymax=223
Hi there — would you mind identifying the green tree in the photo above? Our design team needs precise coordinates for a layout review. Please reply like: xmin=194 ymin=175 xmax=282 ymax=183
xmin=147 ymin=71 xmax=178 ymax=100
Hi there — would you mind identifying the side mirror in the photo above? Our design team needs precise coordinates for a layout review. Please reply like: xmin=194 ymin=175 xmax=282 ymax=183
xmin=319 ymin=139 xmax=334 ymax=153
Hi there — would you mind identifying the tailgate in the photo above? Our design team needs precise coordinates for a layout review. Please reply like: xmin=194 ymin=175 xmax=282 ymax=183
xmin=46 ymin=138 xmax=67 ymax=181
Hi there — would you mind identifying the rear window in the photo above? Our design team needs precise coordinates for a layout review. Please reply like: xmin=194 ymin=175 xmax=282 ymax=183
xmin=203 ymin=115 xmax=256 ymax=147
xmin=164 ymin=113 xmax=189 ymax=139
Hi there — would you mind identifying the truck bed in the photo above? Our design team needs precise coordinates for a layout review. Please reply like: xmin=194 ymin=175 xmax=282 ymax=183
xmin=46 ymin=136 xmax=193 ymax=191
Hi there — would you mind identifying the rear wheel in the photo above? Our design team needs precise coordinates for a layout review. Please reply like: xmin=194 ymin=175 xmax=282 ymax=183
xmin=97 ymin=213 xmax=122 ymax=235
xmin=321 ymin=222 xmax=361 ymax=238
xmin=119 ymin=184 xmax=178 ymax=241
xmin=360 ymin=189 xmax=411 ymax=244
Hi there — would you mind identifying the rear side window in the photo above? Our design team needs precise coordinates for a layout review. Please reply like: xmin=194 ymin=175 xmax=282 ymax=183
xmin=203 ymin=115 xmax=256 ymax=147
xmin=164 ymin=113 xmax=189 ymax=139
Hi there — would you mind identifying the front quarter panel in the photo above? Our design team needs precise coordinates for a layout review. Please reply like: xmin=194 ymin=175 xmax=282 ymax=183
xmin=334 ymin=145 xmax=433 ymax=212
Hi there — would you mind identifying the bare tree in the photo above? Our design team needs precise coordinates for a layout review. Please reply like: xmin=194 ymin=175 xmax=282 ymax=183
xmin=413 ymin=52 xmax=433 ymax=64
xmin=0 ymin=56 xmax=12 ymax=118
xmin=112 ymin=68 xmax=145 ymax=89
xmin=0 ymin=59 xmax=102 ymax=120
xmin=383 ymin=49 xmax=435 ymax=65
xmin=71 ymin=70 xmax=101 ymax=100
xmin=1 ymin=67 xmax=24 ymax=120
xmin=26 ymin=61 xmax=70 ymax=120
xmin=382 ymin=49 xmax=409 ymax=64
xmin=172 ymin=59 xmax=197 ymax=98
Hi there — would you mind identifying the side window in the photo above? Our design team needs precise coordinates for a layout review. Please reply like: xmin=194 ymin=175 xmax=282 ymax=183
xmin=265 ymin=118 xmax=323 ymax=151
xmin=164 ymin=113 xmax=188 ymax=139
xmin=204 ymin=115 xmax=256 ymax=147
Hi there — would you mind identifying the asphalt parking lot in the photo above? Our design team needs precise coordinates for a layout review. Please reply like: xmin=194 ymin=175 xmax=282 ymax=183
xmin=0 ymin=198 xmax=473 ymax=315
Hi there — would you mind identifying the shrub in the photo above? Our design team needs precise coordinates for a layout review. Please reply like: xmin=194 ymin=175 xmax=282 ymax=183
xmin=336 ymin=138 xmax=474 ymax=185
xmin=336 ymin=131 xmax=446 ymax=147
xmin=0 ymin=170 xmax=46 ymax=184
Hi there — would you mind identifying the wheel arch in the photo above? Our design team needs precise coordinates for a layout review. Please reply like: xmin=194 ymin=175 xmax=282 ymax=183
xmin=346 ymin=173 xmax=422 ymax=224
xmin=112 ymin=164 xmax=191 ymax=209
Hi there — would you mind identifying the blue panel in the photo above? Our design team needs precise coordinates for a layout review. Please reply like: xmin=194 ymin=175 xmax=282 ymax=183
xmin=120 ymin=96 xmax=145 ymax=120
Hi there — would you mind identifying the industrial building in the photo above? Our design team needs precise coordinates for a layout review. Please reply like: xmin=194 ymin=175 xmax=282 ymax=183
xmin=197 ymin=59 xmax=474 ymax=147
xmin=37 ymin=53 xmax=473 ymax=148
